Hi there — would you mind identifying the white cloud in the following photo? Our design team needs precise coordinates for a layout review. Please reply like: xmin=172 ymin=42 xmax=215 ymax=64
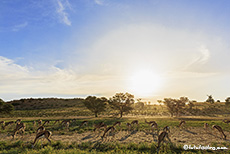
xmin=55 ymin=0 xmax=72 ymax=26
xmin=0 ymin=56 xmax=29 ymax=77
xmin=94 ymin=0 xmax=104 ymax=5
xmin=12 ymin=22 xmax=28 ymax=32
xmin=198 ymin=45 xmax=210 ymax=64
xmin=73 ymin=23 xmax=226 ymax=100
xmin=80 ymin=23 xmax=215 ymax=76
xmin=1 ymin=23 xmax=228 ymax=101
xmin=187 ymin=45 xmax=210 ymax=67
xmin=0 ymin=56 xmax=121 ymax=101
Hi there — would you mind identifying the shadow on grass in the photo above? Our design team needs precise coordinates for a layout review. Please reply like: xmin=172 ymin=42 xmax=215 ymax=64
xmin=82 ymin=134 xmax=94 ymax=140
xmin=184 ymin=129 xmax=197 ymax=135
xmin=119 ymin=130 xmax=138 ymax=141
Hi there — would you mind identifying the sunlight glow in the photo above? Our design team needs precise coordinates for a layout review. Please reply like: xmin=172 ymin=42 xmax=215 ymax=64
xmin=129 ymin=70 xmax=162 ymax=97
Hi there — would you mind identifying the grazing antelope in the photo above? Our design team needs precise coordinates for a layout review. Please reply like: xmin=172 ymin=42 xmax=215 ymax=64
xmin=145 ymin=119 xmax=156 ymax=131
xmin=131 ymin=120 xmax=139 ymax=130
xmin=0 ymin=121 xmax=5 ymax=129
xmin=79 ymin=121 xmax=88 ymax=128
xmin=204 ymin=123 xmax=209 ymax=132
xmin=33 ymin=121 xmax=36 ymax=127
xmin=42 ymin=120 xmax=49 ymax=126
xmin=101 ymin=126 xmax=116 ymax=141
xmin=212 ymin=125 xmax=226 ymax=140
xmin=61 ymin=120 xmax=71 ymax=125
xmin=62 ymin=121 xmax=70 ymax=131
xmin=223 ymin=119 xmax=230 ymax=124
xmin=61 ymin=120 xmax=71 ymax=130
xmin=163 ymin=126 xmax=170 ymax=133
xmin=15 ymin=119 xmax=21 ymax=124
xmin=150 ymin=121 xmax=158 ymax=134
xmin=71 ymin=119 xmax=77 ymax=123
xmin=113 ymin=121 xmax=121 ymax=131
xmin=36 ymin=126 xmax=45 ymax=134
xmin=145 ymin=119 xmax=156 ymax=125
xmin=95 ymin=122 xmax=107 ymax=131
xmin=126 ymin=123 xmax=131 ymax=132
xmin=93 ymin=122 xmax=103 ymax=132
xmin=178 ymin=120 xmax=186 ymax=129
xmin=54 ymin=120 xmax=60 ymax=125
xmin=157 ymin=130 xmax=172 ymax=152
xmin=93 ymin=122 xmax=107 ymax=135
xmin=32 ymin=130 xmax=52 ymax=148
xmin=3 ymin=121 xmax=14 ymax=130
xmin=12 ymin=122 xmax=26 ymax=139
xmin=38 ymin=120 xmax=42 ymax=126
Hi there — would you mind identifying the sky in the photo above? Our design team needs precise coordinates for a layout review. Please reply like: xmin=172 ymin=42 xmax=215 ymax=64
xmin=0 ymin=0 xmax=230 ymax=102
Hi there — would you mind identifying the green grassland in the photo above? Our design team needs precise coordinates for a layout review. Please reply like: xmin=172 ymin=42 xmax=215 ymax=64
xmin=0 ymin=117 xmax=230 ymax=154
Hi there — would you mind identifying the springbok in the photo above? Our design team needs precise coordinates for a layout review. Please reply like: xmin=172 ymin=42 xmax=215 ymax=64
xmin=157 ymin=129 xmax=171 ymax=152
xmin=101 ymin=126 xmax=116 ymax=142
xmin=12 ymin=122 xmax=26 ymax=139
xmin=178 ymin=120 xmax=186 ymax=129
xmin=212 ymin=125 xmax=226 ymax=140
xmin=32 ymin=130 xmax=52 ymax=148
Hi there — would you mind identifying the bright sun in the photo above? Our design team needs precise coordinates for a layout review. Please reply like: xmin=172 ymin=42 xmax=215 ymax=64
xmin=129 ymin=70 xmax=162 ymax=97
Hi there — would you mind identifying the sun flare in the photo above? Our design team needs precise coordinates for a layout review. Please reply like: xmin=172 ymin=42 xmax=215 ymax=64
xmin=128 ymin=70 xmax=162 ymax=97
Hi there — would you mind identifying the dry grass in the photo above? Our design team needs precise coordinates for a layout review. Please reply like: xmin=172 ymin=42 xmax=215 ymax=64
xmin=0 ymin=116 xmax=229 ymax=153
xmin=1 ymin=125 xmax=229 ymax=147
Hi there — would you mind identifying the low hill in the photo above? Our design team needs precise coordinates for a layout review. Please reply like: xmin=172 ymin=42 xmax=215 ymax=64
xmin=7 ymin=98 xmax=84 ymax=110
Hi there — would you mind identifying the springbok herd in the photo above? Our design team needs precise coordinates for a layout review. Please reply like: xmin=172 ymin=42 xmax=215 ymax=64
xmin=0 ymin=118 xmax=229 ymax=151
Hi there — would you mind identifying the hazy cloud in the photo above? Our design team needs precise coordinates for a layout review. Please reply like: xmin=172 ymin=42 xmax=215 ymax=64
xmin=2 ymin=23 xmax=224 ymax=101
xmin=94 ymin=0 xmax=104 ymax=5
xmin=189 ymin=45 xmax=210 ymax=65
xmin=198 ymin=45 xmax=210 ymax=64
xmin=12 ymin=22 xmax=28 ymax=32
xmin=55 ymin=0 xmax=72 ymax=26
xmin=0 ymin=22 xmax=28 ymax=32
xmin=80 ymin=24 xmax=215 ymax=75
xmin=0 ymin=56 xmax=121 ymax=101
xmin=0 ymin=56 xmax=29 ymax=76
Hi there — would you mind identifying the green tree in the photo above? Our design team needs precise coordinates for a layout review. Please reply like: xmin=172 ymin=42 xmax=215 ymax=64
xmin=225 ymin=97 xmax=230 ymax=106
xmin=188 ymin=101 xmax=195 ymax=110
xmin=0 ymin=98 xmax=14 ymax=114
xmin=83 ymin=96 xmax=107 ymax=117
xmin=135 ymin=98 xmax=144 ymax=111
xmin=162 ymin=98 xmax=176 ymax=117
xmin=109 ymin=92 xmax=135 ymax=118
xmin=162 ymin=97 xmax=189 ymax=117
xmin=206 ymin=95 xmax=215 ymax=104
xmin=176 ymin=97 xmax=188 ymax=116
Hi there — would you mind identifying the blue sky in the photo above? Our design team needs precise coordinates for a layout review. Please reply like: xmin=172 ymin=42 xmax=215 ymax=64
xmin=0 ymin=0 xmax=230 ymax=102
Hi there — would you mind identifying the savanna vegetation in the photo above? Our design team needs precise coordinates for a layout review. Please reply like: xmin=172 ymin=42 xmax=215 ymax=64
xmin=0 ymin=93 xmax=229 ymax=153
xmin=3 ymin=93 xmax=230 ymax=118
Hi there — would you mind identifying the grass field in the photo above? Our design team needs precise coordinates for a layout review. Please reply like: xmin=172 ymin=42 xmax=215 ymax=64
xmin=0 ymin=116 xmax=229 ymax=153
xmin=1 ymin=98 xmax=229 ymax=153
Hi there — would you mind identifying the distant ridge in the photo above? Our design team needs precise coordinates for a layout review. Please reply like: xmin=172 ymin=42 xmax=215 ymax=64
xmin=7 ymin=98 xmax=84 ymax=110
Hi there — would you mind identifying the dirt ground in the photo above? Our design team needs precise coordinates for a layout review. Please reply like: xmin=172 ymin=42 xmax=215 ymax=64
xmin=0 ymin=127 xmax=229 ymax=147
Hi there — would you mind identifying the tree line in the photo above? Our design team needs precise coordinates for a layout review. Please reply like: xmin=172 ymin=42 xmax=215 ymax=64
xmin=83 ymin=92 xmax=134 ymax=118
xmin=1 ymin=94 xmax=230 ymax=117
xmin=0 ymin=98 xmax=14 ymax=115
xmin=83 ymin=93 xmax=230 ymax=118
